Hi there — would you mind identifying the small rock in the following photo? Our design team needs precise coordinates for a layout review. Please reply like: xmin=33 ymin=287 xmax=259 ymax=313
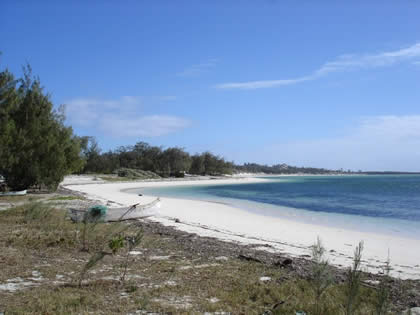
xmin=363 ymin=279 xmax=380 ymax=286
xmin=215 ymin=256 xmax=228 ymax=261
xmin=175 ymin=218 xmax=181 ymax=223
xmin=260 ymin=276 xmax=271 ymax=282
xmin=275 ymin=258 xmax=293 ymax=267
xmin=238 ymin=254 xmax=262 ymax=263
xmin=195 ymin=263 xmax=219 ymax=269
xmin=164 ymin=280 xmax=177 ymax=286
xmin=32 ymin=271 xmax=41 ymax=277
xmin=179 ymin=265 xmax=192 ymax=270
xmin=149 ymin=255 xmax=170 ymax=261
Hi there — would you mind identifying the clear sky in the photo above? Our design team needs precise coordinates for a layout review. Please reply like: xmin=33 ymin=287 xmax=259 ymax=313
xmin=2 ymin=1 xmax=420 ymax=171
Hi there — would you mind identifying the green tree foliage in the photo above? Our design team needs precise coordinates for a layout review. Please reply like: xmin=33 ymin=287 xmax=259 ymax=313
xmin=81 ymin=141 xmax=234 ymax=177
xmin=0 ymin=69 xmax=19 ymax=174
xmin=80 ymin=137 xmax=105 ymax=173
xmin=0 ymin=65 xmax=84 ymax=190
xmin=201 ymin=151 xmax=233 ymax=175
xmin=190 ymin=154 xmax=205 ymax=175
xmin=161 ymin=147 xmax=192 ymax=176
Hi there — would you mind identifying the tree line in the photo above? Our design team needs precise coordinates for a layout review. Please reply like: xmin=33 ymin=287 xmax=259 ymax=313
xmin=235 ymin=163 xmax=340 ymax=175
xmin=81 ymin=141 xmax=337 ymax=177
xmin=81 ymin=138 xmax=234 ymax=177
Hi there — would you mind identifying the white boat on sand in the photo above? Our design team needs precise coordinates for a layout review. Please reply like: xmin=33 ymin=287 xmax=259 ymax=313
xmin=0 ymin=190 xmax=27 ymax=196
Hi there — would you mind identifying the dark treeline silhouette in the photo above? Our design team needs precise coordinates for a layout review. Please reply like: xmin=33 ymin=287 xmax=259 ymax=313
xmin=81 ymin=138 xmax=338 ymax=177
xmin=235 ymin=163 xmax=340 ymax=175
xmin=81 ymin=138 xmax=234 ymax=177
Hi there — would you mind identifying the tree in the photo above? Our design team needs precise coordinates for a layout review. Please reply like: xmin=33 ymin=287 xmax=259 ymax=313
xmin=82 ymin=137 xmax=103 ymax=173
xmin=189 ymin=154 xmax=205 ymax=175
xmin=203 ymin=152 xmax=218 ymax=175
xmin=162 ymin=147 xmax=191 ymax=176
xmin=0 ymin=65 xmax=84 ymax=190
xmin=132 ymin=141 xmax=162 ymax=171
xmin=0 ymin=69 xmax=19 ymax=176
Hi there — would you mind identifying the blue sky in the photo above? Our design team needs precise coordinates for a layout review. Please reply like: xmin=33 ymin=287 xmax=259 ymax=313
xmin=2 ymin=1 xmax=420 ymax=171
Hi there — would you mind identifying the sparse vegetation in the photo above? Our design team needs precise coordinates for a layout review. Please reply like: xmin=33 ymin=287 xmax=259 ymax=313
xmin=47 ymin=195 xmax=85 ymax=201
xmin=375 ymin=255 xmax=391 ymax=315
xmin=310 ymin=237 xmax=333 ymax=315
xmin=0 ymin=201 xmax=417 ymax=314
xmin=120 ymin=229 xmax=143 ymax=283
xmin=0 ymin=195 xmax=42 ymax=203
xmin=116 ymin=168 xmax=161 ymax=180
xmin=345 ymin=241 xmax=364 ymax=315
xmin=78 ymin=203 xmax=143 ymax=286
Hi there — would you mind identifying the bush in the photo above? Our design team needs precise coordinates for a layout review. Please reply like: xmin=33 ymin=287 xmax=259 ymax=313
xmin=116 ymin=168 xmax=160 ymax=179
xmin=345 ymin=241 xmax=364 ymax=315
xmin=310 ymin=237 xmax=333 ymax=315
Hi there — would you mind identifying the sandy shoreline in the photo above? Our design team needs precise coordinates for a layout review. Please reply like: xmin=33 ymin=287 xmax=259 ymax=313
xmin=63 ymin=175 xmax=420 ymax=280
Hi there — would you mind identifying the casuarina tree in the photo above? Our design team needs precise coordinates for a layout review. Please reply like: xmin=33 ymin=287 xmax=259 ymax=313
xmin=0 ymin=64 xmax=84 ymax=191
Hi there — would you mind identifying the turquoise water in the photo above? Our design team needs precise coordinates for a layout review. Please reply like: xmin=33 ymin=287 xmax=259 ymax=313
xmin=128 ymin=175 xmax=420 ymax=240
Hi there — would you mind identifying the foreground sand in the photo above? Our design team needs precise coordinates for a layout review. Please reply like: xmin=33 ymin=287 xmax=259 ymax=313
xmin=63 ymin=175 xmax=420 ymax=280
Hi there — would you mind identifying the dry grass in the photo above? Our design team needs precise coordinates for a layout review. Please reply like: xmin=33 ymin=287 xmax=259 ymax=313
xmin=0 ymin=195 xmax=43 ymax=203
xmin=47 ymin=195 xmax=85 ymax=201
xmin=0 ymin=201 xmax=403 ymax=314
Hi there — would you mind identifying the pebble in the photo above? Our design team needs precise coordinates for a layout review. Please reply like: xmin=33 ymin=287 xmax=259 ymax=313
xmin=149 ymin=255 xmax=170 ymax=260
xmin=215 ymin=256 xmax=229 ymax=261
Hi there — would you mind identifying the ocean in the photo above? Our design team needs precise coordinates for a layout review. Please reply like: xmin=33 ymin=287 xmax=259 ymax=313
xmin=131 ymin=175 xmax=420 ymax=240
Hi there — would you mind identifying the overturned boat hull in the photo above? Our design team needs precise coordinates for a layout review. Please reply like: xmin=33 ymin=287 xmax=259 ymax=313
xmin=0 ymin=190 xmax=27 ymax=196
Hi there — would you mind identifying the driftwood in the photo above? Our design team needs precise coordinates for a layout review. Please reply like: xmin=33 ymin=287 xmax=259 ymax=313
xmin=238 ymin=254 xmax=263 ymax=263
xmin=107 ymin=215 xmax=152 ymax=222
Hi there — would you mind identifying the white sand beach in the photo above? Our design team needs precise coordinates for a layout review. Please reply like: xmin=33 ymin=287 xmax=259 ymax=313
xmin=63 ymin=175 xmax=420 ymax=280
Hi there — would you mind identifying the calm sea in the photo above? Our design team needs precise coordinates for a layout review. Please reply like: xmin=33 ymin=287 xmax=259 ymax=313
xmin=131 ymin=175 xmax=420 ymax=239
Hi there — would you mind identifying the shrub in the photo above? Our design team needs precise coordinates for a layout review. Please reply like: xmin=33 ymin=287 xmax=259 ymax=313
xmin=344 ymin=241 xmax=364 ymax=315
xmin=116 ymin=168 xmax=160 ymax=179
xmin=375 ymin=255 xmax=391 ymax=315
xmin=310 ymin=237 xmax=333 ymax=315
